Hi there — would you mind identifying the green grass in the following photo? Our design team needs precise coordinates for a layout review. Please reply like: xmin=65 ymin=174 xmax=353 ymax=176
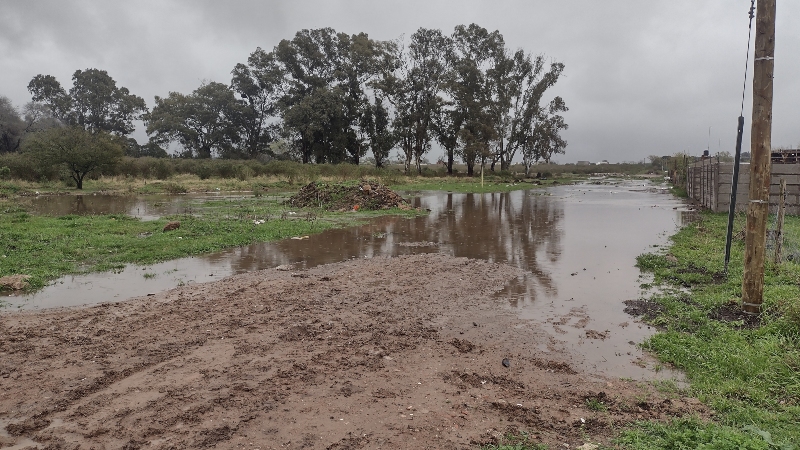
xmin=586 ymin=397 xmax=609 ymax=412
xmin=0 ymin=195 xmax=423 ymax=293
xmin=626 ymin=211 xmax=800 ymax=449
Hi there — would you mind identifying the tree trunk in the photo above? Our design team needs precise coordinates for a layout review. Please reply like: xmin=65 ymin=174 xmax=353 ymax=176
xmin=447 ymin=149 xmax=454 ymax=175
xmin=73 ymin=171 xmax=85 ymax=190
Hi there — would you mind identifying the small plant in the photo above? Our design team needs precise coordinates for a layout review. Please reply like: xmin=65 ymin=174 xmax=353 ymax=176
xmin=163 ymin=182 xmax=188 ymax=194
xmin=586 ymin=397 xmax=608 ymax=412
xmin=143 ymin=273 xmax=157 ymax=279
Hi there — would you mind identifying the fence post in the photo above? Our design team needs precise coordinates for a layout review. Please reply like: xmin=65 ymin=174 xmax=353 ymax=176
xmin=774 ymin=178 xmax=786 ymax=264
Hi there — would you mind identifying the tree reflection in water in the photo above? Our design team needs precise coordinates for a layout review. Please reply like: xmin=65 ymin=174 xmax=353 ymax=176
xmin=227 ymin=190 xmax=563 ymax=304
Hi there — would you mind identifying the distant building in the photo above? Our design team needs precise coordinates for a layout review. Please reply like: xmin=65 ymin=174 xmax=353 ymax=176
xmin=596 ymin=160 xmax=609 ymax=165
xmin=576 ymin=161 xmax=592 ymax=166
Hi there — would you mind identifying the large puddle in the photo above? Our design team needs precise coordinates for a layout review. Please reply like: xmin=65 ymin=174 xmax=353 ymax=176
xmin=15 ymin=192 xmax=249 ymax=220
xmin=3 ymin=179 xmax=692 ymax=380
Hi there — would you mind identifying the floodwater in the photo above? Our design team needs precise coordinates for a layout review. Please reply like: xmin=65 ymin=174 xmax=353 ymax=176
xmin=3 ymin=179 xmax=693 ymax=380
xmin=16 ymin=192 xmax=245 ymax=221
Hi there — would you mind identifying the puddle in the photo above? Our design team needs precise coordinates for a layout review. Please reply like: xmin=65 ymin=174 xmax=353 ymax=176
xmin=3 ymin=179 xmax=691 ymax=380
xmin=16 ymin=192 xmax=263 ymax=220
xmin=0 ymin=418 xmax=44 ymax=449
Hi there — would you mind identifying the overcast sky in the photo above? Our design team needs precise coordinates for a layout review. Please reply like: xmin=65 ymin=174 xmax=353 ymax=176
xmin=3 ymin=0 xmax=798 ymax=163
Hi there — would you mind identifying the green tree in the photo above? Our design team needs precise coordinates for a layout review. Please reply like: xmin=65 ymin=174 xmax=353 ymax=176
xmin=378 ymin=28 xmax=450 ymax=174
xmin=28 ymin=69 xmax=147 ymax=136
xmin=122 ymin=138 xmax=169 ymax=158
xmin=492 ymin=52 xmax=566 ymax=171
xmin=521 ymin=97 xmax=568 ymax=176
xmin=363 ymin=97 xmax=395 ymax=168
xmin=231 ymin=47 xmax=283 ymax=158
xmin=22 ymin=127 xmax=123 ymax=189
xmin=0 ymin=96 xmax=25 ymax=153
xmin=146 ymin=82 xmax=242 ymax=159
xmin=273 ymin=28 xmax=393 ymax=165
xmin=448 ymin=24 xmax=501 ymax=177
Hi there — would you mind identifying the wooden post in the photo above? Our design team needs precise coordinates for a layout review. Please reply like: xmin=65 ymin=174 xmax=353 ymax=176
xmin=743 ymin=0 xmax=776 ymax=315
xmin=774 ymin=178 xmax=786 ymax=264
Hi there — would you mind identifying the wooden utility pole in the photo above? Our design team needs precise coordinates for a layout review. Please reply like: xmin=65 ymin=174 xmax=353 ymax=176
xmin=742 ymin=0 xmax=776 ymax=315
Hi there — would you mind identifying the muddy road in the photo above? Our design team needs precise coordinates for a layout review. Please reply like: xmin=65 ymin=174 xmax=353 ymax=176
xmin=0 ymin=253 xmax=708 ymax=449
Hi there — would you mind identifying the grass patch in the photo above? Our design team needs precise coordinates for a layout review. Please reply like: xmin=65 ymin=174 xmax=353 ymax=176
xmin=628 ymin=211 xmax=800 ymax=449
xmin=619 ymin=417 xmax=791 ymax=450
xmin=0 ymin=194 xmax=423 ymax=293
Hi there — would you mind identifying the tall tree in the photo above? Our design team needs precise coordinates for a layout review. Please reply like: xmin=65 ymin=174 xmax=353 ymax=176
xmin=146 ymin=82 xmax=242 ymax=158
xmin=28 ymin=69 xmax=147 ymax=136
xmin=0 ymin=97 xmax=25 ymax=153
xmin=230 ymin=47 xmax=284 ymax=159
xmin=431 ymin=99 xmax=463 ymax=175
xmin=363 ymin=97 xmax=395 ymax=168
xmin=504 ymin=56 xmax=566 ymax=171
xmin=447 ymin=24 xmax=503 ymax=177
xmin=521 ymin=97 xmax=568 ymax=176
xmin=22 ymin=127 xmax=123 ymax=189
xmin=379 ymin=28 xmax=450 ymax=173
xmin=271 ymin=28 xmax=391 ymax=165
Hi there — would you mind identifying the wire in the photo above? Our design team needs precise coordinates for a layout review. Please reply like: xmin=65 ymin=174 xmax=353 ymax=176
xmin=740 ymin=0 xmax=756 ymax=116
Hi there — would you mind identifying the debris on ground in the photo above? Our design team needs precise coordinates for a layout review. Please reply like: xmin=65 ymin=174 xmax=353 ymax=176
xmin=287 ymin=180 xmax=409 ymax=211
xmin=0 ymin=274 xmax=31 ymax=291
xmin=162 ymin=221 xmax=180 ymax=232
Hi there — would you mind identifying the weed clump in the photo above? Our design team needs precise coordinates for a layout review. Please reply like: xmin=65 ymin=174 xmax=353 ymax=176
xmin=287 ymin=180 xmax=409 ymax=211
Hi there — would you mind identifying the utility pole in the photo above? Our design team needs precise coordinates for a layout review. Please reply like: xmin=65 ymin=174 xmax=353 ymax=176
xmin=742 ymin=0 xmax=776 ymax=315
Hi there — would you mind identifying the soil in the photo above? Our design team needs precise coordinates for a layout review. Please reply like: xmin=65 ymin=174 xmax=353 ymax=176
xmin=0 ymin=254 xmax=709 ymax=449
xmin=622 ymin=299 xmax=666 ymax=321
xmin=708 ymin=302 xmax=761 ymax=329
xmin=287 ymin=181 xmax=409 ymax=211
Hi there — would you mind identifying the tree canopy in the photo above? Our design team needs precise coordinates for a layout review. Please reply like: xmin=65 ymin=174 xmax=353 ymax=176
xmin=15 ymin=24 xmax=567 ymax=174
xmin=22 ymin=126 xmax=124 ymax=189
xmin=28 ymin=69 xmax=147 ymax=136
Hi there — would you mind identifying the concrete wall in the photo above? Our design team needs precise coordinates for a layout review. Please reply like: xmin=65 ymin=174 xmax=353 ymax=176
xmin=687 ymin=161 xmax=800 ymax=215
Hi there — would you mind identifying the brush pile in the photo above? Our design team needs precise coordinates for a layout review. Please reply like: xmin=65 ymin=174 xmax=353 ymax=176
xmin=287 ymin=180 xmax=409 ymax=211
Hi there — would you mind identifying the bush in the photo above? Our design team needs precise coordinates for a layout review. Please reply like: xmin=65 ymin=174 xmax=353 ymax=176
xmin=0 ymin=152 xmax=59 ymax=182
xmin=163 ymin=182 xmax=187 ymax=194
xmin=236 ymin=165 xmax=254 ymax=181
xmin=197 ymin=163 xmax=213 ymax=180
xmin=151 ymin=159 xmax=174 ymax=180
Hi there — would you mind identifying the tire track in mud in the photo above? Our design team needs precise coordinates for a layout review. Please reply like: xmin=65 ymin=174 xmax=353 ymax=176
xmin=1 ymin=254 xmax=709 ymax=449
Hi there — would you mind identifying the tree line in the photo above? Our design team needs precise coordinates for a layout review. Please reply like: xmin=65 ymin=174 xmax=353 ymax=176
xmin=0 ymin=23 xmax=567 ymax=180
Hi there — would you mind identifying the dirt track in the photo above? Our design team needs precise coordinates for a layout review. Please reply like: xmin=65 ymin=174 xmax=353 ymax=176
xmin=0 ymin=254 xmax=707 ymax=449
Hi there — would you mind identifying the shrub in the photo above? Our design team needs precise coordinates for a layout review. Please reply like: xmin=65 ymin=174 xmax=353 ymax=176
xmin=163 ymin=182 xmax=187 ymax=194
xmin=151 ymin=159 xmax=174 ymax=180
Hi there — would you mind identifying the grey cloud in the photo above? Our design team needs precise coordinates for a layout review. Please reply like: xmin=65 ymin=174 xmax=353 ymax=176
xmin=1 ymin=0 xmax=797 ymax=162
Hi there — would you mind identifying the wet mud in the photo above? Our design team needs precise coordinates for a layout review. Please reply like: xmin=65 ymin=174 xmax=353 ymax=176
xmin=6 ymin=181 xmax=692 ymax=379
xmin=0 ymin=254 xmax=709 ymax=449
xmin=0 ymin=179 xmax=707 ymax=447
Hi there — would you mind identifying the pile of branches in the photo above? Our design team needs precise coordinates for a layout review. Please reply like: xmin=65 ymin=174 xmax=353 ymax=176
xmin=287 ymin=181 xmax=409 ymax=211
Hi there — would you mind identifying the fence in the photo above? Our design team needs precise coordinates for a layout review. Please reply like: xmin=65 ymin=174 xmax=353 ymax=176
xmin=686 ymin=158 xmax=800 ymax=215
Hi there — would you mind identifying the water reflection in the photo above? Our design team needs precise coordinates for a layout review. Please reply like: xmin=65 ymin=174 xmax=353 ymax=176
xmin=18 ymin=193 xmax=229 ymax=221
xmin=4 ymin=180 xmax=691 ymax=380
xmin=5 ymin=189 xmax=566 ymax=309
